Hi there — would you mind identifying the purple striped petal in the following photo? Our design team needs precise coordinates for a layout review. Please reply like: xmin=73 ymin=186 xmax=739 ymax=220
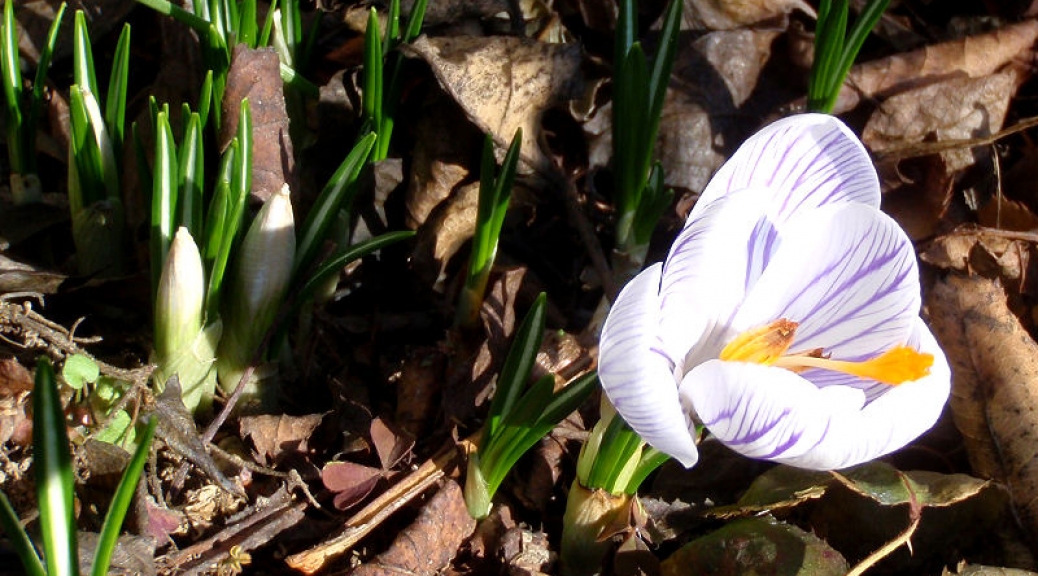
xmin=599 ymin=264 xmax=700 ymax=467
xmin=658 ymin=188 xmax=779 ymax=367
xmin=685 ymin=317 xmax=949 ymax=470
xmin=731 ymin=202 xmax=920 ymax=366
xmin=690 ymin=114 xmax=879 ymax=223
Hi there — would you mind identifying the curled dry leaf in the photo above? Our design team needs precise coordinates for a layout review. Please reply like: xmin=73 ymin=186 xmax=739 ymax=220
xmin=921 ymin=228 xmax=1038 ymax=294
xmin=351 ymin=479 xmax=476 ymax=576
xmin=403 ymin=35 xmax=586 ymax=175
xmin=928 ymin=273 xmax=1038 ymax=545
xmin=837 ymin=19 xmax=1038 ymax=114
xmin=682 ymin=0 xmax=813 ymax=30
xmin=219 ymin=45 xmax=296 ymax=204
xmin=411 ymin=181 xmax=480 ymax=290
xmin=405 ymin=99 xmax=479 ymax=230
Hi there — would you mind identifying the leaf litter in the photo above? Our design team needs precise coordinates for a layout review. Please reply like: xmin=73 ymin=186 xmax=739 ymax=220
xmin=6 ymin=0 xmax=1038 ymax=574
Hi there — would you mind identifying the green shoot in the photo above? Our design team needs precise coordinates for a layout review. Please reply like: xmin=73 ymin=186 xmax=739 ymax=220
xmin=295 ymin=133 xmax=377 ymax=277
xmin=361 ymin=0 xmax=428 ymax=161
xmin=611 ymin=0 xmax=680 ymax=265
xmin=464 ymin=295 xmax=597 ymax=519
xmin=67 ymin=11 xmax=129 ymax=276
xmin=456 ymin=129 xmax=523 ymax=329
xmin=32 ymin=358 xmax=77 ymax=576
xmin=807 ymin=0 xmax=890 ymax=113
xmin=0 ymin=358 xmax=157 ymax=576
xmin=1 ymin=1 xmax=65 ymax=204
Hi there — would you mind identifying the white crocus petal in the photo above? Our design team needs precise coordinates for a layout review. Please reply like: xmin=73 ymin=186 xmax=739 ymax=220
xmin=686 ymin=317 xmax=949 ymax=470
xmin=732 ymin=202 xmax=920 ymax=363
xmin=691 ymin=114 xmax=880 ymax=222
xmin=599 ymin=264 xmax=700 ymax=468
xmin=658 ymin=188 xmax=778 ymax=366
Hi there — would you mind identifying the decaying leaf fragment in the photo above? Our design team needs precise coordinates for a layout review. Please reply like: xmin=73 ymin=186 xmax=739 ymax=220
xmin=837 ymin=19 xmax=1038 ymax=114
xmin=928 ymin=274 xmax=1038 ymax=545
xmin=403 ymin=35 xmax=586 ymax=175
xmin=351 ymin=479 xmax=476 ymax=576
xmin=660 ymin=516 xmax=848 ymax=576
xmin=922 ymin=228 xmax=1037 ymax=294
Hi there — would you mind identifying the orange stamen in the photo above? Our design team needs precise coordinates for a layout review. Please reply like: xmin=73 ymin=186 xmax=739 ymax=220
xmin=772 ymin=345 xmax=933 ymax=385
xmin=720 ymin=320 xmax=933 ymax=385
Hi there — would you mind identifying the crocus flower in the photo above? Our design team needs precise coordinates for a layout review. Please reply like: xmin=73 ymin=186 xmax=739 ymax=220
xmin=598 ymin=113 xmax=950 ymax=471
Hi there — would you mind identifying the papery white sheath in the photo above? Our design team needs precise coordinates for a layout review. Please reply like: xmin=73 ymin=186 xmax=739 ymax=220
xmin=598 ymin=113 xmax=950 ymax=471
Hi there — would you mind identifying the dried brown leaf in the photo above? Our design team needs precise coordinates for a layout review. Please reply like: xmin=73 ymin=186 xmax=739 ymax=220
xmin=404 ymin=101 xmax=476 ymax=230
xmin=838 ymin=20 xmax=1038 ymax=113
xmin=444 ymin=267 xmax=527 ymax=425
xmin=922 ymin=228 xmax=1037 ymax=293
xmin=220 ymin=45 xmax=296 ymax=204
xmin=239 ymin=413 xmax=326 ymax=466
xmin=411 ymin=181 xmax=480 ymax=290
xmin=404 ymin=35 xmax=586 ymax=175
xmin=395 ymin=345 xmax=447 ymax=437
xmin=14 ymin=0 xmax=135 ymax=64
xmin=928 ymin=274 xmax=1038 ymax=544
xmin=863 ymin=70 xmax=1020 ymax=173
xmin=351 ymin=479 xmax=476 ymax=576
xmin=661 ymin=516 xmax=848 ymax=576
xmin=501 ymin=526 xmax=555 ymax=576
xmin=149 ymin=377 xmax=243 ymax=496
xmin=682 ymin=0 xmax=812 ymax=30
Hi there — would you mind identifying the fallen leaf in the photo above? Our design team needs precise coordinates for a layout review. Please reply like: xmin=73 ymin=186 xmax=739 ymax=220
xmin=411 ymin=180 xmax=480 ymax=290
xmin=220 ymin=45 xmax=296 ymax=204
xmin=837 ymin=19 xmax=1038 ymax=113
xmin=351 ymin=479 xmax=476 ymax=576
xmin=395 ymin=345 xmax=447 ymax=437
xmin=921 ymin=227 xmax=1038 ymax=294
xmin=682 ymin=0 xmax=812 ymax=30
xmin=239 ymin=413 xmax=327 ymax=466
xmin=928 ymin=274 xmax=1038 ymax=544
xmin=403 ymin=35 xmax=586 ymax=175
xmin=14 ymin=0 xmax=136 ymax=64
xmin=148 ymin=376 xmax=243 ymax=497
xmin=863 ymin=70 xmax=1020 ymax=173
xmin=660 ymin=516 xmax=849 ymax=576
xmin=404 ymin=94 xmax=479 ymax=230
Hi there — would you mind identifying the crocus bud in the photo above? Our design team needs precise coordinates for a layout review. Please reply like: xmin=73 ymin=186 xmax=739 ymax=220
xmin=217 ymin=184 xmax=296 ymax=409
xmin=153 ymin=227 xmax=220 ymax=413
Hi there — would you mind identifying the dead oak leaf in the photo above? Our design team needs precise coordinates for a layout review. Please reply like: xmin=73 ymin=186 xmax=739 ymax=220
xmin=403 ymin=35 xmax=586 ymax=176
xmin=928 ymin=274 xmax=1038 ymax=544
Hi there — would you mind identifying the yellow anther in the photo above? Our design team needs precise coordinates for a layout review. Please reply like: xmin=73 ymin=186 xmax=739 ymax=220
xmin=719 ymin=319 xmax=798 ymax=365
